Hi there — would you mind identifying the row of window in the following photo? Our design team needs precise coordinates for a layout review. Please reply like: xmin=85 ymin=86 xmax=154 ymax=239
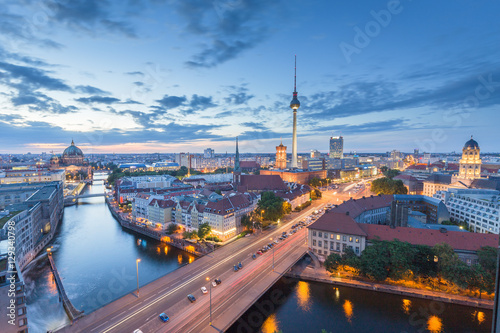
xmin=311 ymin=230 xmax=360 ymax=243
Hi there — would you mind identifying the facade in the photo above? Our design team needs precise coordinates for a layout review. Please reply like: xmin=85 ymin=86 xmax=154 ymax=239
xmin=260 ymin=169 xmax=327 ymax=185
xmin=310 ymin=149 xmax=321 ymax=158
xmin=329 ymin=136 xmax=344 ymax=159
xmin=435 ymin=188 xmax=500 ymax=234
xmin=0 ymin=183 xmax=48 ymax=210
xmin=204 ymin=148 xmax=215 ymax=159
xmin=331 ymin=195 xmax=393 ymax=225
xmin=50 ymin=140 xmax=91 ymax=179
xmin=306 ymin=158 xmax=324 ymax=171
xmin=147 ymin=199 xmax=175 ymax=227
xmin=275 ymin=184 xmax=311 ymax=210
xmin=308 ymin=212 xmax=367 ymax=256
xmin=275 ymin=141 xmax=287 ymax=170
xmin=422 ymin=174 xmax=467 ymax=198
xmin=392 ymin=195 xmax=450 ymax=224
xmin=458 ymin=136 xmax=482 ymax=180
xmin=0 ymin=169 xmax=65 ymax=185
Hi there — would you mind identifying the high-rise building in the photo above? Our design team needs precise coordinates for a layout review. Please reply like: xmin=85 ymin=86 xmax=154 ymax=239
xmin=204 ymin=148 xmax=215 ymax=159
xmin=290 ymin=56 xmax=300 ymax=168
xmin=458 ymin=136 xmax=482 ymax=180
xmin=310 ymin=149 xmax=321 ymax=158
xmin=275 ymin=140 xmax=287 ymax=169
xmin=329 ymin=136 xmax=344 ymax=159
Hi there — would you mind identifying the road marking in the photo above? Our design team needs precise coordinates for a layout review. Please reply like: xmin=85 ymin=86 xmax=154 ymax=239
xmin=146 ymin=313 xmax=157 ymax=322
xmin=89 ymin=320 xmax=108 ymax=332
xmin=94 ymin=205 xmax=318 ymax=333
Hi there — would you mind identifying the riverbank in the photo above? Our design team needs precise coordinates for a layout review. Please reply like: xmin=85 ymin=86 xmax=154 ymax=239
xmin=286 ymin=262 xmax=493 ymax=310
xmin=104 ymin=195 xmax=206 ymax=256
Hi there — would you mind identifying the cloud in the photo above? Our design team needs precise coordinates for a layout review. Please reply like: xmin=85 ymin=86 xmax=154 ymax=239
xmin=75 ymin=96 xmax=121 ymax=104
xmin=75 ymin=85 xmax=110 ymax=95
xmin=155 ymin=95 xmax=187 ymax=109
xmin=0 ymin=61 xmax=72 ymax=92
xmin=241 ymin=122 xmax=267 ymax=131
xmin=47 ymin=0 xmax=137 ymax=37
xmin=11 ymin=92 xmax=78 ymax=114
xmin=125 ymin=71 xmax=144 ymax=76
xmin=152 ymin=94 xmax=217 ymax=115
xmin=175 ymin=0 xmax=283 ymax=68
xmin=224 ymin=84 xmax=254 ymax=105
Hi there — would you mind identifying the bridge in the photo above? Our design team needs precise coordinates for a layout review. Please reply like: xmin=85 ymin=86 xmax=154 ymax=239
xmin=54 ymin=198 xmax=326 ymax=333
xmin=47 ymin=251 xmax=84 ymax=322
xmin=64 ymin=192 xmax=106 ymax=206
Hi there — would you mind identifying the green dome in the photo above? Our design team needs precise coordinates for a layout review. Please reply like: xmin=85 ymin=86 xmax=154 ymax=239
xmin=63 ymin=140 xmax=83 ymax=157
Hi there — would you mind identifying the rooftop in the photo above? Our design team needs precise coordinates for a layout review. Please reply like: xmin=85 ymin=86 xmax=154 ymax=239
xmin=308 ymin=212 xmax=368 ymax=237
xmin=0 ymin=210 xmax=22 ymax=229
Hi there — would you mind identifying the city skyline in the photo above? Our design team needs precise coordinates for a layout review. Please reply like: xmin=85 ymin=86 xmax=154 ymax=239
xmin=1 ymin=1 xmax=499 ymax=154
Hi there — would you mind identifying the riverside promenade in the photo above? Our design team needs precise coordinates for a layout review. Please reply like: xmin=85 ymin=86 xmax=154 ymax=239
xmin=286 ymin=262 xmax=494 ymax=310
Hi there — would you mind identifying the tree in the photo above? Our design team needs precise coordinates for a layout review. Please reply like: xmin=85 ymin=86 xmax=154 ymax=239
xmin=240 ymin=214 xmax=253 ymax=230
xmin=477 ymin=246 xmax=498 ymax=274
xmin=214 ymin=189 xmax=222 ymax=195
xmin=383 ymin=168 xmax=401 ymax=179
xmin=257 ymin=192 xmax=287 ymax=222
xmin=359 ymin=240 xmax=390 ymax=281
xmin=325 ymin=253 xmax=342 ymax=273
xmin=198 ymin=222 xmax=212 ymax=239
xmin=371 ymin=178 xmax=408 ymax=195
xmin=166 ymin=223 xmax=180 ymax=235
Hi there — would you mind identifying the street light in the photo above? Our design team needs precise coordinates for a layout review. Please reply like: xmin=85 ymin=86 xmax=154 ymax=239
xmin=136 ymin=259 xmax=141 ymax=297
xmin=206 ymin=276 xmax=212 ymax=325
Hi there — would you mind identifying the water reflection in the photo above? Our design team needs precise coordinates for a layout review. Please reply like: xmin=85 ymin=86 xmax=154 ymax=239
xmin=402 ymin=299 xmax=411 ymax=315
xmin=427 ymin=315 xmax=443 ymax=333
xmin=178 ymin=254 xmax=183 ymax=264
xmin=334 ymin=287 xmax=340 ymax=302
xmin=473 ymin=311 xmax=486 ymax=325
xmin=343 ymin=300 xmax=354 ymax=323
xmin=46 ymin=271 xmax=58 ymax=295
xmin=261 ymin=313 xmax=279 ymax=333
xmin=296 ymin=281 xmax=311 ymax=312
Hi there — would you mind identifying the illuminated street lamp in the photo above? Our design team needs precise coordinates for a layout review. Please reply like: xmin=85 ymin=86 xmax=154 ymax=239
xmin=206 ymin=276 xmax=212 ymax=325
xmin=136 ymin=259 xmax=141 ymax=297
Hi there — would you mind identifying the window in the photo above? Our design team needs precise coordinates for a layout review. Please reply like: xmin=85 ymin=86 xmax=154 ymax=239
xmin=330 ymin=234 xmax=334 ymax=239
xmin=318 ymin=232 xmax=323 ymax=237
xmin=336 ymin=234 xmax=340 ymax=240
xmin=18 ymin=318 xmax=27 ymax=327
xmin=324 ymin=241 xmax=328 ymax=249
xmin=312 ymin=231 xmax=317 ymax=236
xmin=336 ymin=243 xmax=340 ymax=251
xmin=349 ymin=236 xmax=353 ymax=242
xmin=324 ymin=233 xmax=328 ymax=239
xmin=342 ymin=243 xmax=346 ymax=251
xmin=355 ymin=246 xmax=360 ymax=254
xmin=318 ymin=249 xmax=322 ymax=254
xmin=355 ymin=237 xmax=359 ymax=243
xmin=343 ymin=235 xmax=347 ymax=241
xmin=330 ymin=242 xmax=335 ymax=251
xmin=312 ymin=240 xmax=316 ymax=246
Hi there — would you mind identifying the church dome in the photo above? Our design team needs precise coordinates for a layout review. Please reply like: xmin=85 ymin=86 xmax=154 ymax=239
xmin=464 ymin=136 xmax=479 ymax=149
xmin=63 ymin=140 xmax=83 ymax=157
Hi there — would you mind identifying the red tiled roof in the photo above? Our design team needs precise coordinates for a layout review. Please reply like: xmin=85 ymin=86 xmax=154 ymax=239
xmin=237 ymin=175 xmax=288 ymax=192
xmin=205 ymin=194 xmax=251 ymax=216
xmin=358 ymin=224 xmax=498 ymax=252
xmin=308 ymin=212 xmax=367 ymax=237
xmin=149 ymin=199 xmax=175 ymax=208
xmin=240 ymin=161 xmax=260 ymax=169
xmin=331 ymin=195 xmax=393 ymax=219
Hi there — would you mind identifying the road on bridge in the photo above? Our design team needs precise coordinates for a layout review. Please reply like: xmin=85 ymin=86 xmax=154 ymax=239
xmin=56 ymin=190 xmax=339 ymax=333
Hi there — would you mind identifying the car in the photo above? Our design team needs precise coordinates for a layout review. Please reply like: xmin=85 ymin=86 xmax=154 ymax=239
xmin=187 ymin=294 xmax=196 ymax=303
xmin=274 ymin=240 xmax=279 ymax=244
xmin=234 ymin=265 xmax=239 ymax=271
xmin=134 ymin=330 xmax=144 ymax=333
xmin=257 ymin=251 xmax=263 ymax=255
xmin=212 ymin=280 xmax=217 ymax=287
xmin=238 ymin=262 xmax=243 ymax=269
xmin=201 ymin=286 xmax=208 ymax=294
xmin=252 ymin=253 xmax=257 ymax=259
xmin=215 ymin=278 xmax=222 ymax=285
xmin=159 ymin=313 xmax=169 ymax=322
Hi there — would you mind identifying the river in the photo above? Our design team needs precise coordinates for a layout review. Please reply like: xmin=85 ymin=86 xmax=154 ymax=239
xmin=23 ymin=176 xmax=194 ymax=332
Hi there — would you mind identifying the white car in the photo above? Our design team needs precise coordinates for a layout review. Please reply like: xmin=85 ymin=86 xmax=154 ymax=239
xmin=134 ymin=330 xmax=143 ymax=333
xmin=201 ymin=286 xmax=208 ymax=294
xmin=212 ymin=281 xmax=217 ymax=288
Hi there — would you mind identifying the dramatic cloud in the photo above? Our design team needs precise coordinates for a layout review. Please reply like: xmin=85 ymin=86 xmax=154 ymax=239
xmin=155 ymin=95 xmax=187 ymax=109
xmin=75 ymin=96 xmax=121 ymax=104
xmin=224 ymin=84 xmax=254 ymax=105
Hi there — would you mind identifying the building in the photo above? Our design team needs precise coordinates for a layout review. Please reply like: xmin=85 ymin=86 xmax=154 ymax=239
xmin=49 ymin=140 xmax=91 ymax=180
xmin=0 ymin=168 xmax=65 ymax=185
xmin=329 ymin=136 xmax=344 ymax=159
xmin=458 ymin=136 xmax=482 ymax=180
xmin=435 ymin=188 xmax=500 ymax=234
xmin=260 ymin=169 xmax=327 ymax=185
xmin=235 ymin=174 xmax=289 ymax=193
xmin=391 ymin=194 xmax=450 ymax=224
xmin=147 ymin=199 xmax=175 ymax=227
xmin=275 ymin=184 xmax=311 ymax=210
xmin=331 ymin=195 xmax=393 ymax=224
xmin=240 ymin=161 xmax=260 ymax=173
xmin=394 ymin=174 xmax=423 ymax=195
xmin=310 ymin=150 xmax=321 ymax=158
xmin=0 ymin=183 xmax=50 ymax=210
xmin=275 ymin=141 xmax=287 ymax=170
xmin=423 ymin=174 xmax=467 ymax=198
xmin=0 ymin=240 xmax=28 ymax=333
xmin=204 ymin=148 xmax=215 ymax=159
xmin=306 ymin=158 xmax=324 ymax=171
xmin=307 ymin=210 xmax=498 ymax=265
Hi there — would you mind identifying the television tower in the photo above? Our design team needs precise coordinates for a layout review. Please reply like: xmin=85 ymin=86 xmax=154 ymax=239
xmin=290 ymin=55 xmax=300 ymax=168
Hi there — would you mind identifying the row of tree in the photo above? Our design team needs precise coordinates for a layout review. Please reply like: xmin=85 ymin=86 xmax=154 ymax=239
xmin=324 ymin=240 xmax=497 ymax=297
xmin=371 ymin=177 xmax=407 ymax=195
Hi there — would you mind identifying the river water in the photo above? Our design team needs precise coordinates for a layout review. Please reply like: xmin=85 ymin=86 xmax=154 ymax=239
xmin=24 ymin=176 xmax=194 ymax=332
xmin=23 ymin=176 xmax=492 ymax=333
xmin=227 ymin=258 xmax=492 ymax=333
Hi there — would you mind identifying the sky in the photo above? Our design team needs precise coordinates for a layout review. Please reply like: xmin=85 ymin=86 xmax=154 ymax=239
xmin=0 ymin=0 xmax=499 ymax=155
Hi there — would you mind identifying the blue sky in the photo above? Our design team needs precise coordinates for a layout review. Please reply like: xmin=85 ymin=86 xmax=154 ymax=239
xmin=0 ymin=0 xmax=499 ymax=154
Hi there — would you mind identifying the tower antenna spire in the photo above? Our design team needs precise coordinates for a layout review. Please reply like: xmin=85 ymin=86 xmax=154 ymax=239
xmin=294 ymin=55 xmax=297 ymax=92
